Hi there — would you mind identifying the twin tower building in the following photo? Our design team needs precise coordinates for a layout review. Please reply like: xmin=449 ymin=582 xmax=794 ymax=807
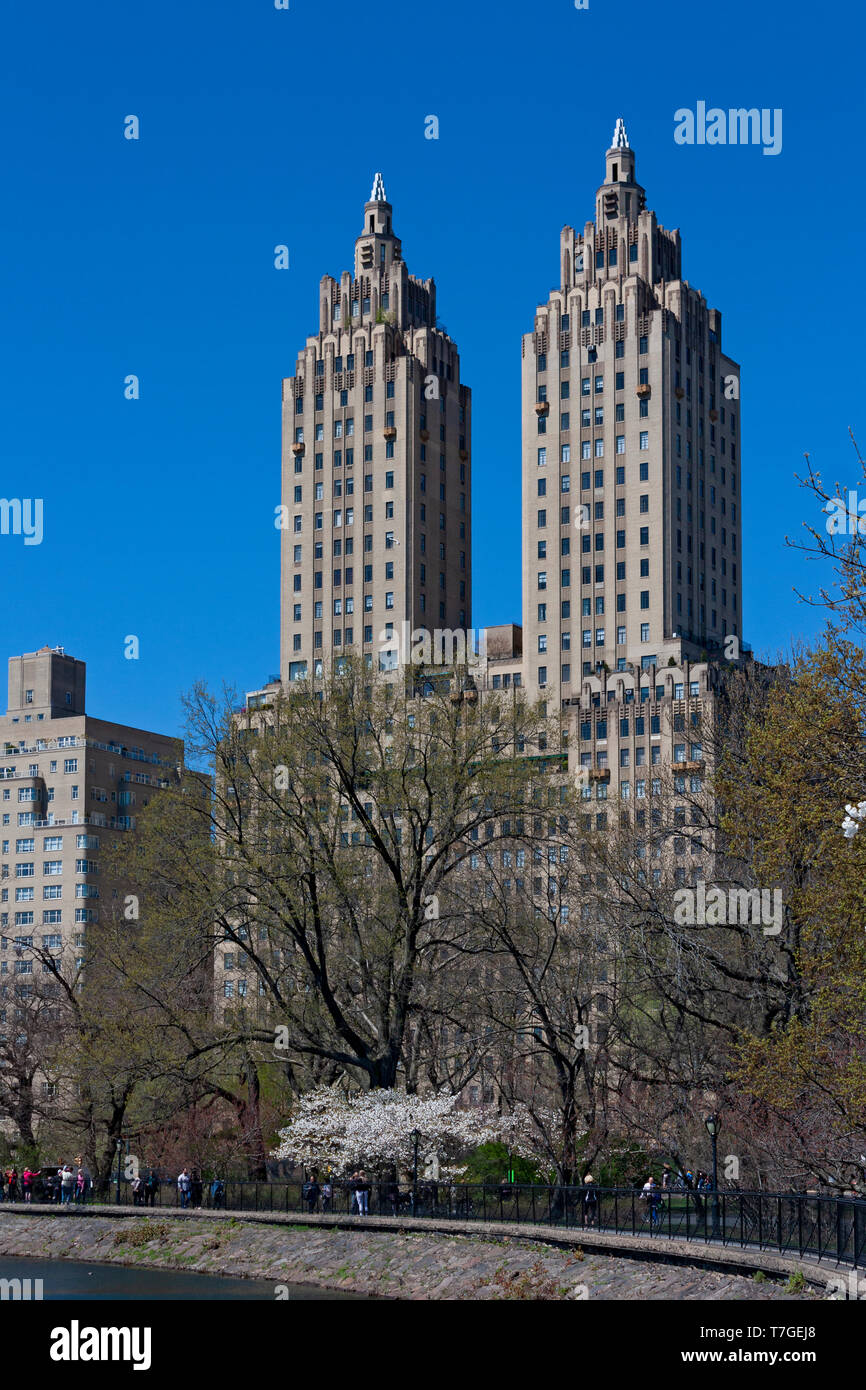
xmin=271 ymin=118 xmax=744 ymax=722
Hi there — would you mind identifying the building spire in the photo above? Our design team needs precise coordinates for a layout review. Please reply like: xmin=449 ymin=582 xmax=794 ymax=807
xmin=611 ymin=117 xmax=629 ymax=149
xmin=369 ymin=171 xmax=388 ymax=203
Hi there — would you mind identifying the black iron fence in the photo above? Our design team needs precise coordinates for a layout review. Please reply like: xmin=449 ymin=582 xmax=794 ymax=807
xmin=58 ymin=1179 xmax=865 ymax=1268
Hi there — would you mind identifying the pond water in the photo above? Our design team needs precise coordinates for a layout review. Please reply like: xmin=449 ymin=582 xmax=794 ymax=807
xmin=0 ymin=1256 xmax=368 ymax=1300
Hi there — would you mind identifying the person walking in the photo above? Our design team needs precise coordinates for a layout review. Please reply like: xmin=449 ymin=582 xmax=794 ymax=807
xmin=210 ymin=1176 xmax=226 ymax=1210
xmin=661 ymin=1163 xmax=673 ymax=1190
xmin=22 ymin=1167 xmax=34 ymax=1203
xmin=177 ymin=1168 xmax=192 ymax=1209
xmin=355 ymin=1170 xmax=370 ymax=1216
xmin=191 ymin=1172 xmax=203 ymax=1210
xmin=302 ymin=1173 xmax=320 ymax=1214
xmin=691 ymin=1170 xmax=706 ymax=1219
xmin=321 ymin=1179 xmax=333 ymax=1213
xmin=641 ymin=1175 xmax=663 ymax=1227
xmin=7 ymin=1168 xmax=19 ymax=1202
xmin=131 ymin=1174 xmax=145 ymax=1206
xmin=582 ymin=1173 xmax=599 ymax=1228
xmin=60 ymin=1165 xmax=75 ymax=1205
xmin=145 ymin=1172 xmax=159 ymax=1207
xmin=75 ymin=1169 xmax=87 ymax=1203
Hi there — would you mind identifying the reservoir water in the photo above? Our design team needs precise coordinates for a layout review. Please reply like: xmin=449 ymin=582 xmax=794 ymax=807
xmin=0 ymin=1256 xmax=368 ymax=1300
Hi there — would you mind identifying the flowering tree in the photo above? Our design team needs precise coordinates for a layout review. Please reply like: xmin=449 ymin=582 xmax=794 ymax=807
xmin=842 ymin=800 xmax=866 ymax=838
xmin=272 ymin=1087 xmax=544 ymax=1176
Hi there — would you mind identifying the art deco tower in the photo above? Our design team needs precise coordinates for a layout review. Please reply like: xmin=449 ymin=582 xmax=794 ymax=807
xmin=280 ymin=175 xmax=471 ymax=683
xmin=521 ymin=120 xmax=742 ymax=698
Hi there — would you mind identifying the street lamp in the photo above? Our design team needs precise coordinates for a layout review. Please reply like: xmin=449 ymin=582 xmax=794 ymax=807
xmin=115 ymin=1138 xmax=123 ymax=1206
xmin=704 ymin=1113 xmax=721 ymax=1240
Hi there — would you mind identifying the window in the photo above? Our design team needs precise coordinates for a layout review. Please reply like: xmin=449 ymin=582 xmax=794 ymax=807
xmin=639 ymin=431 xmax=649 ymax=450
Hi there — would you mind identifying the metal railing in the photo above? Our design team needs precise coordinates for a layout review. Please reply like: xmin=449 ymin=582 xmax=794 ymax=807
xmin=28 ymin=1181 xmax=861 ymax=1268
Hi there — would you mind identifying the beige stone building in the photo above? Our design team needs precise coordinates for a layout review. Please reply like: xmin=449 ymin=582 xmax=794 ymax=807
xmin=521 ymin=119 xmax=742 ymax=702
xmin=0 ymin=647 xmax=182 ymax=1031
xmin=280 ymin=173 xmax=471 ymax=684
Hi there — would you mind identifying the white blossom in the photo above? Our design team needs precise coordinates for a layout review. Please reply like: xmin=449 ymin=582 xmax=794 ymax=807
xmin=842 ymin=800 xmax=866 ymax=839
xmin=271 ymin=1087 xmax=551 ymax=1173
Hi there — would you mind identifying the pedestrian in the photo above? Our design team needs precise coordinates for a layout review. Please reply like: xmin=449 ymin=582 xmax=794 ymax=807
xmin=347 ymin=1172 xmax=360 ymax=1214
xmin=177 ymin=1167 xmax=192 ymax=1209
xmin=661 ymin=1163 xmax=673 ymax=1190
xmin=210 ymin=1176 xmax=226 ymax=1210
xmin=692 ymin=1170 xmax=705 ymax=1218
xmin=131 ymin=1174 xmax=145 ymax=1206
xmin=356 ymin=1170 xmax=370 ymax=1216
xmin=191 ymin=1172 xmax=203 ymax=1209
xmin=7 ymin=1168 xmax=19 ymax=1202
xmin=75 ymin=1169 xmax=87 ymax=1203
xmin=145 ymin=1172 xmax=159 ymax=1207
xmin=60 ymin=1164 xmax=75 ymax=1205
xmin=641 ymin=1175 xmax=662 ymax=1227
xmin=302 ymin=1173 xmax=320 ymax=1214
xmin=582 ymin=1173 xmax=599 ymax=1228
xmin=321 ymin=1179 xmax=332 ymax=1213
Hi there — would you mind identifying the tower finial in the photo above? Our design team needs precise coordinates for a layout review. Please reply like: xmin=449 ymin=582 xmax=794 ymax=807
xmin=370 ymin=172 xmax=388 ymax=203
xmin=611 ymin=117 xmax=629 ymax=149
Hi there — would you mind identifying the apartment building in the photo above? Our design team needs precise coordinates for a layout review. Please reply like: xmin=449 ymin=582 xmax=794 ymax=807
xmin=521 ymin=119 xmax=742 ymax=701
xmin=280 ymin=173 xmax=472 ymax=684
xmin=0 ymin=647 xmax=182 ymax=993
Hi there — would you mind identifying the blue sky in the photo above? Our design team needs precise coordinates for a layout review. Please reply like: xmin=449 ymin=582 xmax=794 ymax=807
xmin=0 ymin=0 xmax=862 ymax=738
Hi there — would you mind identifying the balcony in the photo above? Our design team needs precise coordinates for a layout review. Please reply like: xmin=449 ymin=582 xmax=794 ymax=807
xmin=588 ymin=768 xmax=611 ymax=782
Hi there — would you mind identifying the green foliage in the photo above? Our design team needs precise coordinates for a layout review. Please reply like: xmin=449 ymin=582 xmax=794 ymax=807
xmin=460 ymin=1142 xmax=545 ymax=1185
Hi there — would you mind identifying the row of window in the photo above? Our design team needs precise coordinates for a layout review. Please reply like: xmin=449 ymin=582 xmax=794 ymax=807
xmin=0 ymin=759 xmax=79 ymax=780
xmin=6 ymin=786 xmax=79 ymax=803
xmin=1 ymin=834 xmax=96 ymax=853
xmin=0 ymin=906 xmax=96 ymax=929
xmin=538 ymin=622 xmax=653 ymax=654
xmin=538 ymin=433 xmax=649 ymax=467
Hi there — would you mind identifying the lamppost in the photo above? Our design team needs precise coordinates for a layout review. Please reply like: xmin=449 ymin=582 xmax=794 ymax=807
xmin=705 ymin=1113 xmax=721 ymax=1240
xmin=411 ymin=1129 xmax=420 ymax=1217
xmin=115 ymin=1138 xmax=123 ymax=1206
